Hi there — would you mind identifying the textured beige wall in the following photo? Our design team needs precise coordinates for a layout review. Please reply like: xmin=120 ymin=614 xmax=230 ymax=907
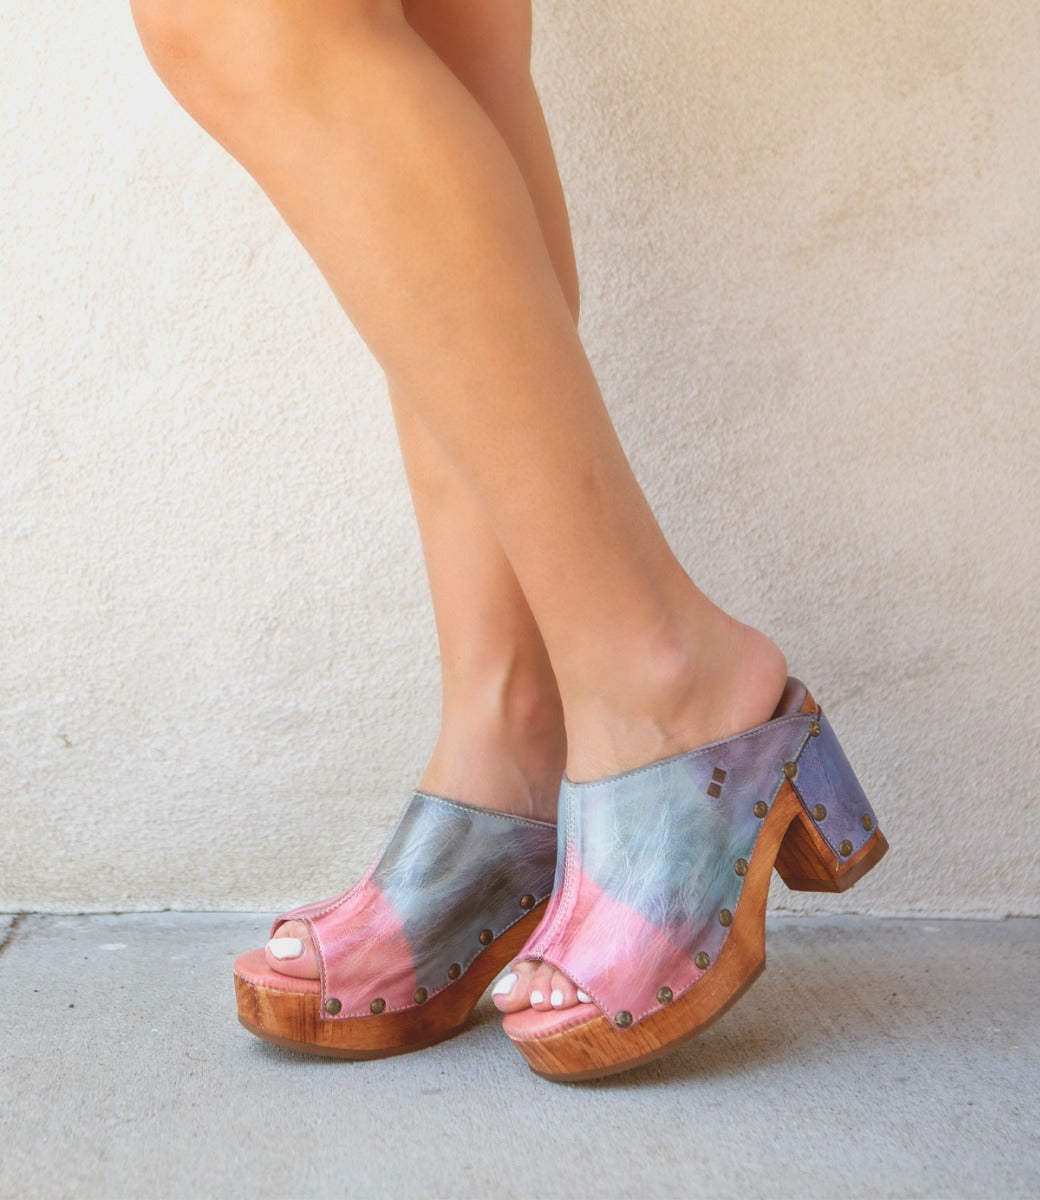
xmin=2 ymin=1 xmax=1037 ymax=915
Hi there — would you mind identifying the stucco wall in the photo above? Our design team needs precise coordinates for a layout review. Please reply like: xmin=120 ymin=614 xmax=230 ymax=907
xmin=2 ymin=1 xmax=1037 ymax=916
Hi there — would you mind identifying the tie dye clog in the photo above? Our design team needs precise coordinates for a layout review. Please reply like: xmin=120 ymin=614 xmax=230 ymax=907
xmin=234 ymin=792 xmax=556 ymax=1057
xmin=503 ymin=680 xmax=887 ymax=1080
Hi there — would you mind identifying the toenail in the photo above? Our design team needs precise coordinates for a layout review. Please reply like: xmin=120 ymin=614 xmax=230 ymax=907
xmin=577 ymin=990 xmax=593 ymax=1004
xmin=491 ymin=972 xmax=518 ymax=998
xmin=268 ymin=937 xmax=304 ymax=960
xmin=530 ymin=989 xmax=545 ymax=1005
xmin=550 ymin=989 xmax=565 ymax=1007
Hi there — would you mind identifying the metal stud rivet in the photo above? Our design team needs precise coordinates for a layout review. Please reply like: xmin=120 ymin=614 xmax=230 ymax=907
xmin=734 ymin=858 xmax=749 ymax=877
xmin=695 ymin=952 xmax=711 ymax=970
xmin=809 ymin=720 xmax=822 ymax=737
xmin=753 ymin=800 xmax=768 ymax=819
xmin=657 ymin=987 xmax=673 ymax=1005
xmin=413 ymin=987 xmax=428 ymax=1006
xmin=519 ymin=894 xmax=536 ymax=911
xmin=370 ymin=998 xmax=386 ymax=1015
xmin=719 ymin=908 xmax=733 ymax=927
xmin=447 ymin=963 xmax=462 ymax=981
xmin=812 ymin=803 xmax=828 ymax=822
xmin=839 ymin=840 xmax=854 ymax=857
xmin=861 ymin=814 xmax=874 ymax=832
xmin=614 ymin=1011 xmax=633 ymax=1028
xmin=478 ymin=929 xmax=494 ymax=946
xmin=783 ymin=761 xmax=798 ymax=780
xmin=324 ymin=998 xmax=342 ymax=1016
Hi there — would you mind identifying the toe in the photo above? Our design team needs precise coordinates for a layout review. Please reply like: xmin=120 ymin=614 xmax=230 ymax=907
xmin=264 ymin=918 xmax=320 ymax=980
xmin=491 ymin=959 xmax=539 ymax=1013
xmin=492 ymin=959 xmax=590 ymax=1013
xmin=548 ymin=969 xmax=580 ymax=1009
xmin=527 ymin=963 xmax=556 ymax=1010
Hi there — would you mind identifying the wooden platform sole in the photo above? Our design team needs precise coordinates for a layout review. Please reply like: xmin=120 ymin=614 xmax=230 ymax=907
xmin=235 ymin=902 xmax=546 ymax=1059
xmin=508 ymin=784 xmax=888 ymax=1082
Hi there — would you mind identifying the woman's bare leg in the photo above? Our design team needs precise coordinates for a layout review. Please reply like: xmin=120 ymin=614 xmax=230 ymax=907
xmin=391 ymin=0 xmax=575 ymax=820
xmin=240 ymin=0 xmax=578 ymax=986
xmin=391 ymin=402 xmax=566 ymax=816
xmin=131 ymin=0 xmax=787 ymax=1012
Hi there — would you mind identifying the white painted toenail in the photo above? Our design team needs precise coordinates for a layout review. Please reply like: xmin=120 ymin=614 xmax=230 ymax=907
xmin=577 ymin=990 xmax=593 ymax=1004
xmin=530 ymin=989 xmax=545 ymax=1005
xmin=268 ymin=937 xmax=304 ymax=960
xmin=550 ymin=989 xmax=565 ymax=1007
xmin=492 ymin=972 xmax=518 ymax=998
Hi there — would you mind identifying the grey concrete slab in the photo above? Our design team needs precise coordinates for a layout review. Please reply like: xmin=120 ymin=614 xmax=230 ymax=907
xmin=1 ymin=914 xmax=1036 ymax=1200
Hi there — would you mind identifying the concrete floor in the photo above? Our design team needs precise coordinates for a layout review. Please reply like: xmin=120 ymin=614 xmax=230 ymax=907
xmin=0 ymin=914 xmax=1036 ymax=1200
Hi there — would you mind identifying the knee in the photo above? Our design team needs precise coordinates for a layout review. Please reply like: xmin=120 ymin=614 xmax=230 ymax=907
xmin=130 ymin=0 xmax=389 ymax=109
xmin=129 ymin=0 xmax=209 ymax=81
xmin=130 ymin=0 xmax=251 ymax=116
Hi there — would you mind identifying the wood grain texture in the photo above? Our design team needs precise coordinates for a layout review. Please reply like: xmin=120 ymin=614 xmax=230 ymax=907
xmin=775 ymin=812 xmax=889 ymax=892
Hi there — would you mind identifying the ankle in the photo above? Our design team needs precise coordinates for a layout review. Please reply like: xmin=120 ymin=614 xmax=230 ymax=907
xmin=562 ymin=609 xmax=788 ymax=782
xmin=420 ymin=725 xmax=565 ymax=823
xmin=421 ymin=662 xmax=566 ymax=822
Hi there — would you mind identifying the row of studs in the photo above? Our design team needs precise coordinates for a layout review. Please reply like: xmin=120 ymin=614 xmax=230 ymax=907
xmin=614 ymin=715 xmax=887 ymax=1028
xmin=784 ymin=721 xmax=876 ymax=859
xmin=323 ymin=892 xmax=538 ymax=1017
xmin=610 ymin=765 xmax=785 ymax=1028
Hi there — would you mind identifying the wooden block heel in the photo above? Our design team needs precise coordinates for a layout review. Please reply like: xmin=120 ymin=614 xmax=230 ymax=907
xmin=774 ymin=699 xmax=888 ymax=892
xmin=776 ymin=812 xmax=889 ymax=892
